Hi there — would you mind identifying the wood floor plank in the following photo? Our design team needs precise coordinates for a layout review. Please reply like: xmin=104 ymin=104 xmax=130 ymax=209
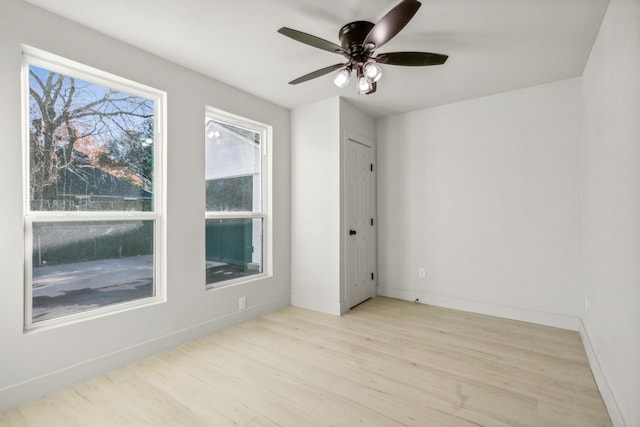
xmin=268 ymin=309 xmax=597 ymax=407
xmin=254 ymin=314 xmax=548 ymax=426
xmin=0 ymin=297 xmax=612 ymax=426
xmin=215 ymin=329 xmax=484 ymax=425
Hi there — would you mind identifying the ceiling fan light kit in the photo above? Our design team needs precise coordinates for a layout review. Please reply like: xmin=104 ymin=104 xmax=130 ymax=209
xmin=357 ymin=65 xmax=377 ymax=95
xmin=363 ymin=62 xmax=383 ymax=83
xmin=333 ymin=66 xmax=352 ymax=88
xmin=278 ymin=0 xmax=448 ymax=95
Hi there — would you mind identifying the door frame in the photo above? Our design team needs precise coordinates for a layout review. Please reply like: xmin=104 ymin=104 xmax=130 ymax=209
xmin=341 ymin=130 xmax=376 ymax=313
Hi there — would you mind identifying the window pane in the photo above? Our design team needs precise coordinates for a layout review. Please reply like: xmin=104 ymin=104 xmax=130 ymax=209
xmin=31 ymin=220 xmax=154 ymax=322
xmin=205 ymin=218 xmax=262 ymax=286
xmin=206 ymin=176 xmax=253 ymax=211
xmin=28 ymin=65 xmax=154 ymax=212
xmin=205 ymin=119 xmax=261 ymax=213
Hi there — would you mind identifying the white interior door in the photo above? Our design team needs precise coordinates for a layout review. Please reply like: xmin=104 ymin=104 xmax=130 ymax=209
xmin=345 ymin=138 xmax=374 ymax=309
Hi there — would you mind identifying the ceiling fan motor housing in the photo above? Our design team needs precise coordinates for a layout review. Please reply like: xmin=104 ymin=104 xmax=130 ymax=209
xmin=339 ymin=21 xmax=375 ymax=63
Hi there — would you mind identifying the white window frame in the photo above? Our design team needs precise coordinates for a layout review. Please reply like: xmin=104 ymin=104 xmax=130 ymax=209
xmin=22 ymin=46 xmax=167 ymax=330
xmin=204 ymin=106 xmax=272 ymax=289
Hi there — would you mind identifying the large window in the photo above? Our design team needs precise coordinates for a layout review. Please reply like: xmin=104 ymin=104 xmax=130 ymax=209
xmin=23 ymin=47 xmax=165 ymax=327
xmin=205 ymin=108 xmax=270 ymax=287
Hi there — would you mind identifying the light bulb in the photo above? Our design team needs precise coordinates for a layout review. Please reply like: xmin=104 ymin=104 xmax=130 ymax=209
xmin=333 ymin=67 xmax=351 ymax=88
xmin=358 ymin=75 xmax=373 ymax=94
xmin=363 ymin=62 xmax=382 ymax=83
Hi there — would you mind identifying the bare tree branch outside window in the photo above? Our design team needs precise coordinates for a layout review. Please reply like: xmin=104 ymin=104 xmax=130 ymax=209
xmin=28 ymin=65 xmax=154 ymax=211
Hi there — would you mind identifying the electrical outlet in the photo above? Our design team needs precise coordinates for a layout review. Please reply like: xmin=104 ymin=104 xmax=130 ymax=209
xmin=418 ymin=267 xmax=426 ymax=279
xmin=239 ymin=296 xmax=247 ymax=310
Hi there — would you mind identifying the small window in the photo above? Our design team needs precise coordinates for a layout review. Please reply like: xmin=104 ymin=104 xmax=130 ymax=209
xmin=205 ymin=108 xmax=269 ymax=287
xmin=23 ymin=47 xmax=165 ymax=328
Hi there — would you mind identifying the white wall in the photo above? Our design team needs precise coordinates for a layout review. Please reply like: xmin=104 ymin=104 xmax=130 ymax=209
xmin=377 ymin=78 xmax=582 ymax=329
xmin=0 ymin=0 xmax=290 ymax=412
xmin=291 ymin=97 xmax=375 ymax=314
xmin=580 ymin=0 xmax=640 ymax=425
xmin=291 ymin=97 xmax=342 ymax=314
xmin=339 ymin=98 xmax=377 ymax=142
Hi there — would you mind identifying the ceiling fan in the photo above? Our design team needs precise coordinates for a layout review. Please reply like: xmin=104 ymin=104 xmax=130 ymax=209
xmin=278 ymin=0 xmax=448 ymax=95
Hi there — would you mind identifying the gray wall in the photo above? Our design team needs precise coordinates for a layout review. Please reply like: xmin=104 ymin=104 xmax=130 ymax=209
xmin=376 ymin=0 xmax=639 ymax=424
xmin=0 ymin=0 xmax=291 ymax=411
xmin=581 ymin=0 xmax=640 ymax=425
xmin=377 ymin=78 xmax=582 ymax=328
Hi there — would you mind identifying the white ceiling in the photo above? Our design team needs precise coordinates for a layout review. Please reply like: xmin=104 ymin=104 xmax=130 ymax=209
xmin=24 ymin=0 xmax=609 ymax=117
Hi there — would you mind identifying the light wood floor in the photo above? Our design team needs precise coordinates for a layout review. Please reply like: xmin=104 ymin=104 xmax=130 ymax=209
xmin=1 ymin=297 xmax=612 ymax=426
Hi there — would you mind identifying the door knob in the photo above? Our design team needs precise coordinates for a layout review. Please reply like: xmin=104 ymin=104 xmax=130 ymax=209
xmin=349 ymin=229 xmax=357 ymax=235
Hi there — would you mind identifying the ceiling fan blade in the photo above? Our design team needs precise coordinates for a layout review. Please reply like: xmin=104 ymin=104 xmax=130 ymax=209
xmin=362 ymin=0 xmax=422 ymax=51
xmin=278 ymin=27 xmax=346 ymax=55
xmin=375 ymin=52 xmax=448 ymax=66
xmin=288 ymin=63 xmax=346 ymax=85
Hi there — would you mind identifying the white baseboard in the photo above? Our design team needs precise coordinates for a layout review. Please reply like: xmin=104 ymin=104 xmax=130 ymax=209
xmin=291 ymin=294 xmax=342 ymax=316
xmin=579 ymin=320 xmax=627 ymax=427
xmin=377 ymin=286 xmax=580 ymax=331
xmin=0 ymin=295 xmax=290 ymax=414
xmin=378 ymin=287 xmax=626 ymax=425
